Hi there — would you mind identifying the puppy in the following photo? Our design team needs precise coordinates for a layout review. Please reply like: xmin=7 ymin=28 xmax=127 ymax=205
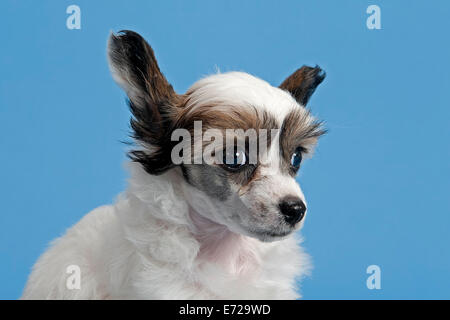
xmin=22 ymin=30 xmax=326 ymax=299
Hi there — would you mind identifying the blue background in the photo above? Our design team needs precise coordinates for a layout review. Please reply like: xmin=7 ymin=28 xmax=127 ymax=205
xmin=1 ymin=0 xmax=449 ymax=299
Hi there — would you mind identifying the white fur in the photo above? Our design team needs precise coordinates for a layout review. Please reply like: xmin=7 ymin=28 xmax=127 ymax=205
xmin=22 ymin=72 xmax=313 ymax=300
xmin=22 ymin=163 xmax=310 ymax=299
xmin=186 ymin=72 xmax=304 ymax=123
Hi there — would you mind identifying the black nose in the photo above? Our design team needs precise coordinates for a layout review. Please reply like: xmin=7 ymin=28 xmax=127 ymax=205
xmin=279 ymin=196 xmax=306 ymax=225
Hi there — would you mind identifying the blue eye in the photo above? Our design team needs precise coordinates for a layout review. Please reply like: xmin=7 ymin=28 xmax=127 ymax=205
xmin=223 ymin=148 xmax=246 ymax=170
xmin=290 ymin=150 xmax=302 ymax=168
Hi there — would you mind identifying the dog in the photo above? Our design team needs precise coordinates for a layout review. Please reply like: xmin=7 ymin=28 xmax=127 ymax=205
xmin=22 ymin=30 xmax=326 ymax=299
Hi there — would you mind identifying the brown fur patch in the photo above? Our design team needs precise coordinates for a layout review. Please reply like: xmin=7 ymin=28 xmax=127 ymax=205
xmin=173 ymin=97 xmax=279 ymax=187
xmin=279 ymin=108 xmax=326 ymax=175
xmin=279 ymin=65 xmax=325 ymax=106
xmin=174 ymin=99 xmax=278 ymax=159
xmin=174 ymin=99 xmax=277 ymax=134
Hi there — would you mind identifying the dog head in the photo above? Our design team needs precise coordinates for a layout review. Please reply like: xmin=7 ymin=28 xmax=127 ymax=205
xmin=108 ymin=30 xmax=326 ymax=242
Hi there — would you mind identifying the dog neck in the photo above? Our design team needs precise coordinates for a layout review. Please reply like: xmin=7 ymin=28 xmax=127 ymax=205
xmin=188 ymin=208 xmax=260 ymax=275
xmin=125 ymin=162 xmax=261 ymax=275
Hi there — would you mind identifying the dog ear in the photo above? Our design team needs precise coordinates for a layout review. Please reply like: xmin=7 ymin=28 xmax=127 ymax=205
xmin=279 ymin=66 xmax=326 ymax=106
xmin=108 ymin=30 xmax=180 ymax=174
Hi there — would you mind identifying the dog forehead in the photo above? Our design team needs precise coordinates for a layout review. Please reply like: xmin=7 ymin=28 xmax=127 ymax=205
xmin=184 ymin=72 xmax=300 ymax=125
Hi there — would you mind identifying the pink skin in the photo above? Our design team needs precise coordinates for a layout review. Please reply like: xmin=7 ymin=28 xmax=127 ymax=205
xmin=189 ymin=209 xmax=260 ymax=275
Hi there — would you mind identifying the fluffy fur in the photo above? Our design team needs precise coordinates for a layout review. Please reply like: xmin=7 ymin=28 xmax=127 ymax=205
xmin=22 ymin=164 xmax=309 ymax=299
xmin=22 ymin=30 xmax=325 ymax=299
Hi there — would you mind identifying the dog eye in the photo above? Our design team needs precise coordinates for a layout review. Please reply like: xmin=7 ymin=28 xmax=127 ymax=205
xmin=223 ymin=148 xmax=247 ymax=170
xmin=290 ymin=148 xmax=303 ymax=169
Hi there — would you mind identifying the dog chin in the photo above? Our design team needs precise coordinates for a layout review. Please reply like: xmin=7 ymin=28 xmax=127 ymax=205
xmin=244 ymin=228 xmax=293 ymax=242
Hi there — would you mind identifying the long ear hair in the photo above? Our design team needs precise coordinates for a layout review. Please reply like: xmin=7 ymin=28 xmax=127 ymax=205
xmin=279 ymin=65 xmax=326 ymax=106
xmin=108 ymin=30 xmax=181 ymax=174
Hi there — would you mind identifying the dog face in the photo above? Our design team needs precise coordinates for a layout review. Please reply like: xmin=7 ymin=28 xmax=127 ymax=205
xmin=108 ymin=31 xmax=325 ymax=242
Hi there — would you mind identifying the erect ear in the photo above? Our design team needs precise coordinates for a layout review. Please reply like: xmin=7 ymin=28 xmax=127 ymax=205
xmin=279 ymin=65 xmax=326 ymax=106
xmin=107 ymin=30 xmax=180 ymax=174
